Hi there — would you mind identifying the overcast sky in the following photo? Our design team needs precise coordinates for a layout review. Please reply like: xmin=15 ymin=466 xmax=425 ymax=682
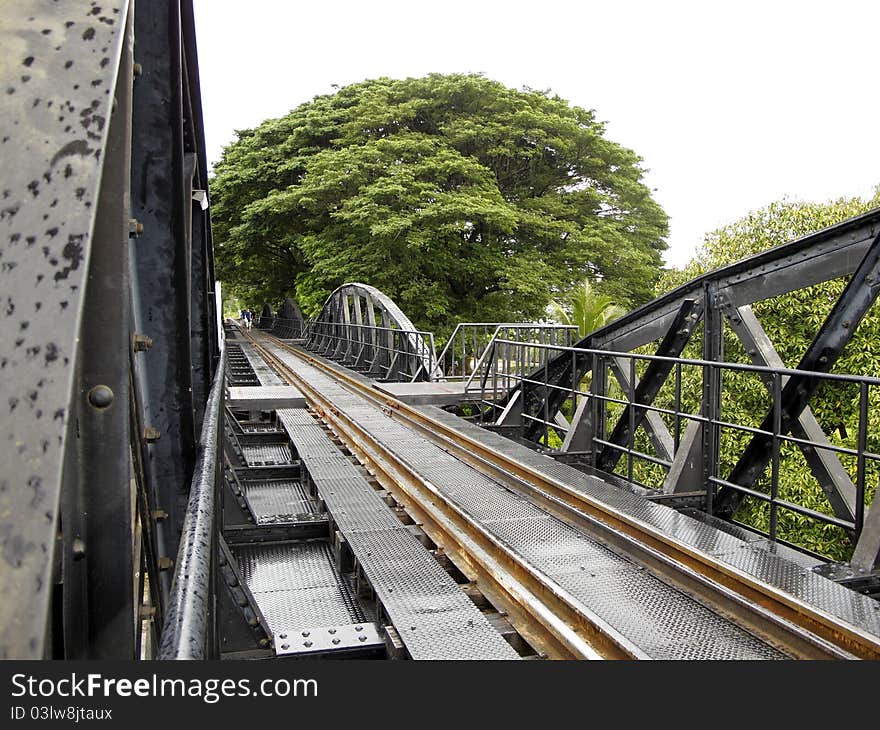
xmin=192 ymin=0 xmax=880 ymax=269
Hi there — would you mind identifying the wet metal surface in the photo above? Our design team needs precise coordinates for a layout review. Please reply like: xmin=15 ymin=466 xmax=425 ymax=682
xmin=0 ymin=0 xmax=129 ymax=659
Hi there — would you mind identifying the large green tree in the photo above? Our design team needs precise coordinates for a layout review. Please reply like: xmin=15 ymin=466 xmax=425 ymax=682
xmin=654 ymin=189 xmax=880 ymax=559
xmin=210 ymin=73 xmax=668 ymax=331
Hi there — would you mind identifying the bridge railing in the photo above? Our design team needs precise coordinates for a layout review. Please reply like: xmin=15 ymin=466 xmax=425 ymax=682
xmin=307 ymin=320 xmax=439 ymax=382
xmin=269 ymin=316 xmax=310 ymax=339
xmin=473 ymin=337 xmax=880 ymax=558
xmin=158 ymin=345 xmax=227 ymax=659
xmin=437 ymin=323 xmax=577 ymax=380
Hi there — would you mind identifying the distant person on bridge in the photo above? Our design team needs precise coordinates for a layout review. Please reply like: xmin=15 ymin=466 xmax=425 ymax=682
xmin=244 ymin=308 xmax=253 ymax=330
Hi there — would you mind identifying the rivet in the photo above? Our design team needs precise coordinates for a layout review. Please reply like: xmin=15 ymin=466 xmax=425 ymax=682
xmin=139 ymin=605 xmax=156 ymax=620
xmin=331 ymin=638 xmax=340 ymax=645
xmin=358 ymin=635 xmax=367 ymax=642
xmin=302 ymin=630 xmax=310 ymax=637
xmin=354 ymin=625 xmax=362 ymax=631
xmin=152 ymin=509 xmax=168 ymax=521
xmin=278 ymin=633 xmax=287 ymax=639
xmin=129 ymin=218 xmax=143 ymax=237
xmin=328 ymin=628 xmax=336 ymax=634
xmin=87 ymin=384 xmax=114 ymax=409
xmin=281 ymin=643 xmax=289 ymax=650
xmin=158 ymin=556 xmax=173 ymax=571
xmin=144 ymin=426 xmax=161 ymax=443
xmin=303 ymin=641 xmax=312 ymax=648
xmin=133 ymin=62 xmax=142 ymax=77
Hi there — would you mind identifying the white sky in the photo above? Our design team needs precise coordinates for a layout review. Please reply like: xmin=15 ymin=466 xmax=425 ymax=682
xmin=193 ymin=0 xmax=880 ymax=269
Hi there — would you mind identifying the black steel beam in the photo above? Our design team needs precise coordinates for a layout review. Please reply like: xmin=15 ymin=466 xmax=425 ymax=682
xmin=59 ymin=11 xmax=136 ymax=658
xmin=596 ymin=300 xmax=701 ymax=472
xmin=130 ymin=0 xmax=198 ymax=585
xmin=715 ymin=227 xmax=880 ymax=518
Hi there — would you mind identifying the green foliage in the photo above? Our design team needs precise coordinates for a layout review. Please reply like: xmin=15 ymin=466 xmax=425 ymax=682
xmin=548 ymin=278 xmax=626 ymax=338
xmin=210 ymin=73 xmax=668 ymax=330
xmin=653 ymin=190 xmax=880 ymax=559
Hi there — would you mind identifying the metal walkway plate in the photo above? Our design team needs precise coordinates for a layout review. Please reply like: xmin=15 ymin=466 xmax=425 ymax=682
xmin=240 ymin=478 xmax=323 ymax=525
xmin=234 ymin=541 xmax=364 ymax=635
xmin=276 ymin=407 xmax=519 ymax=660
xmin=228 ymin=385 xmax=307 ymax=410
xmin=239 ymin=341 xmax=287 ymax=386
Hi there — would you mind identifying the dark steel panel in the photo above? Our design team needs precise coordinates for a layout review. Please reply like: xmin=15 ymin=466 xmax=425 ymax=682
xmin=0 ymin=0 xmax=130 ymax=659
xmin=60 ymin=8 xmax=136 ymax=658
xmin=130 ymin=0 xmax=196 ymax=569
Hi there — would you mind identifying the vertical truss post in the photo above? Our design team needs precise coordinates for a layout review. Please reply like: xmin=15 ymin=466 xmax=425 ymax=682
xmin=702 ymin=282 xmax=723 ymax=515
xmin=130 ymin=0 xmax=198 ymax=599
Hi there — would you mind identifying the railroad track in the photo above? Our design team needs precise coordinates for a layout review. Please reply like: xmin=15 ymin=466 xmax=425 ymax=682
xmin=244 ymin=329 xmax=880 ymax=660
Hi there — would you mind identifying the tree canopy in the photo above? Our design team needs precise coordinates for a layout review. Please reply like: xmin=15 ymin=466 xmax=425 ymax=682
xmin=210 ymin=73 xmax=668 ymax=331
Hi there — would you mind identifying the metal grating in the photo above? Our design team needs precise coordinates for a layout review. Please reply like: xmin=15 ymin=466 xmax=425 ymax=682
xmin=271 ymin=399 xmax=518 ymax=659
xmin=241 ymin=443 xmax=294 ymax=466
xmin=239 ymin=342 xmax=286 ymax=385
xmin=261 ymin=349 xmax=793 ymax=658
xmin=241 ymin=479 xmax=322 ymax=524
xmin=233 ymin=541 xmax=364 ymax=635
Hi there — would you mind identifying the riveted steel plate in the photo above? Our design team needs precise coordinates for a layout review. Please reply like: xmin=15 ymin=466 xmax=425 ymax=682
xmin=274 ymin=622 xmax=383 ymax=656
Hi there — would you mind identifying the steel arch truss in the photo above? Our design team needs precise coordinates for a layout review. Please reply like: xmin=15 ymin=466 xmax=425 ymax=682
xmin=307 ymin=283 xmax=439 ymax=382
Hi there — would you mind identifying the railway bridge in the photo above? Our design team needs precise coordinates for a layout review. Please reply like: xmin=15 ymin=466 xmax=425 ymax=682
xmin=2 ymin=1 xmax=880 ymax=661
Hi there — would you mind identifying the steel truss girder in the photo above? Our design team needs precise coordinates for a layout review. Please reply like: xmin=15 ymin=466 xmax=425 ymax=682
xmin=588 ymin=208 xmax=880 ymax=353
xmin=596 ymin=300 xmax=702 ymax=472
xmin=715 ymin=226 xmax=880 ymax=518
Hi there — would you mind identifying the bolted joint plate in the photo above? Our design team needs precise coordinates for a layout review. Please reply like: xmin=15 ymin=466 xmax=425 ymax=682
xmin=274 ymin=622 xmax=383 ymax=656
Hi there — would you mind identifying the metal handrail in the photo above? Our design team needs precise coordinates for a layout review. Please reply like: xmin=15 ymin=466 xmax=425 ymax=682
xmin=438 ymin=322 xmax=578 ymax=380
xmin=460 ymin=324 xmax=578 ymax=391
xmin=472 ymin=337 xmax=880 ymax=556
xmin=158 ymin=344 xmax=226 ymax=659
